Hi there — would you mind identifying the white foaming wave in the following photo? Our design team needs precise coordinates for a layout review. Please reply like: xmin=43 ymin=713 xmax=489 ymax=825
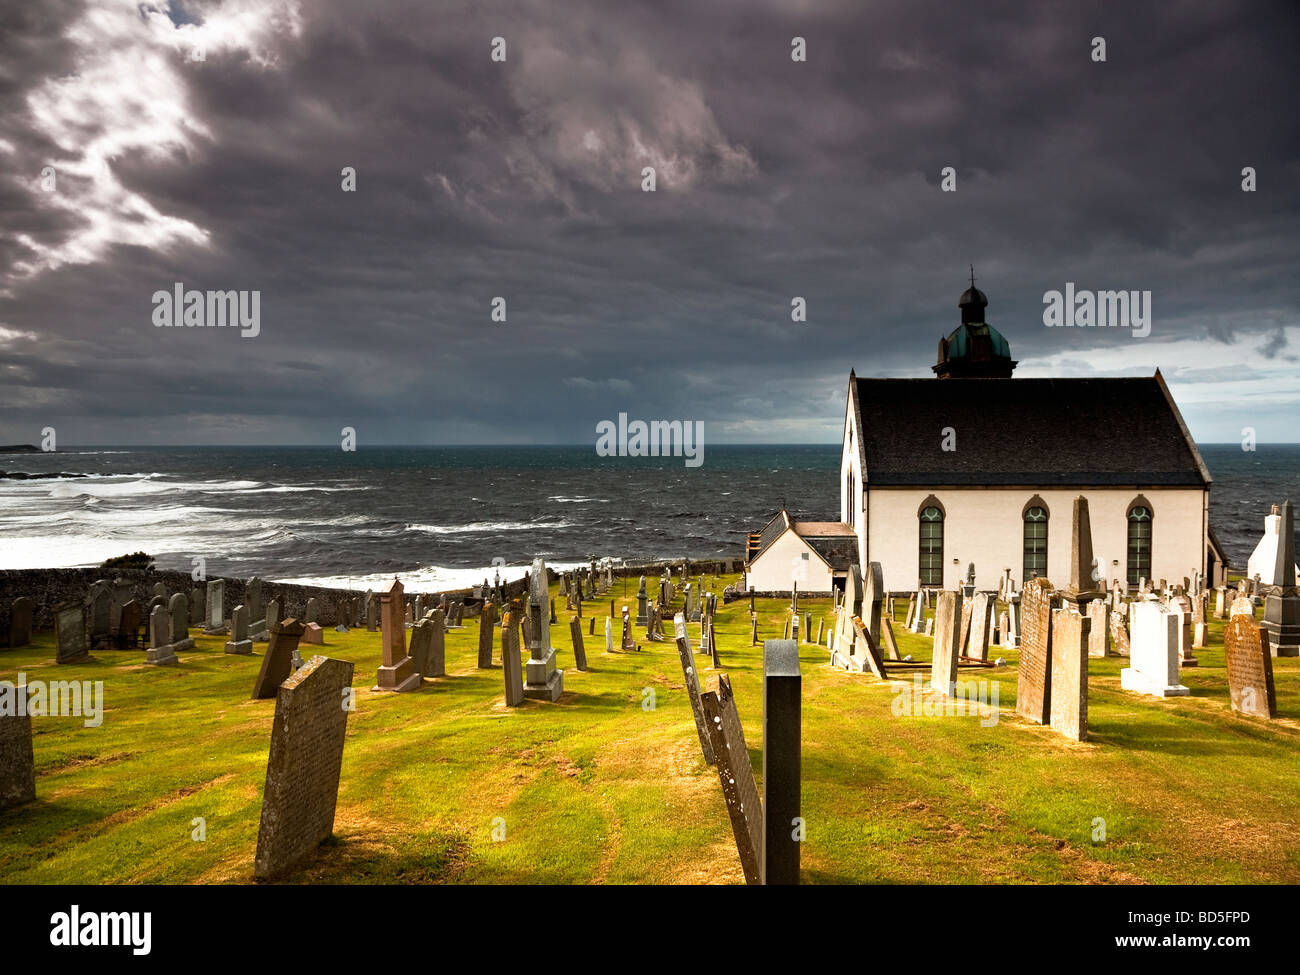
xmin=405 ymin=520 xmax=574 ymax=535
xmin=278 ymin=559 xmax=591 ymax=592
xmin=547 ymin=496 xmax=609 ymax=503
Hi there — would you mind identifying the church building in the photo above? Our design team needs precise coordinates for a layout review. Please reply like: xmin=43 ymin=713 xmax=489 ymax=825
xmin=747 ymin=277 xmax=1229 ymax=593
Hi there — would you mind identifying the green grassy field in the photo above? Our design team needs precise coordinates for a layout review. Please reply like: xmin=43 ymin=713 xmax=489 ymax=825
xmin=2 ymin=573 xmax=1298 ymax=884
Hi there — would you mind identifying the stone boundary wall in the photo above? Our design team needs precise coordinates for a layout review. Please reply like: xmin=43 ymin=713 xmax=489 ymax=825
xmin=723 ymin=590 xmax=835 ymax=603
xmin=0 ymin=557 xmax=744 ymax=630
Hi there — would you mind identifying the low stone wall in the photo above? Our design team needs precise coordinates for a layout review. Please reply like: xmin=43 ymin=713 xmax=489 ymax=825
xmin=0 ymin=557 xmax=743 ymax=631
xmin=723 ymin=590 xmax=835 ymax=603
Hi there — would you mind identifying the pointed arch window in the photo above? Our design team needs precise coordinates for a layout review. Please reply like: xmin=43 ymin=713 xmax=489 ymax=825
xmin=1127 ymin=503 xmax=1153 ymax=586
xmin=919 ymin=505 xmax=944 ymax=587
xmin=1023 ymin=506 xmax=1048 ymax=582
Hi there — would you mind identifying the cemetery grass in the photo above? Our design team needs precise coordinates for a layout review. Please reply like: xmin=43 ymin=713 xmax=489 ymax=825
xmin=1 ymin=576 xmax=1298 ymax=884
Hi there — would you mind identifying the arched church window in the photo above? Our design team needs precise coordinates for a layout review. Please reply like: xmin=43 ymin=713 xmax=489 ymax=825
xmin=1127 ymin=505 xmax=1152 ymax=587
xmin=1023 ymin=506 xmax=1048 ymax=581
xmin=919 ymin=505 xmax=944 ymax=587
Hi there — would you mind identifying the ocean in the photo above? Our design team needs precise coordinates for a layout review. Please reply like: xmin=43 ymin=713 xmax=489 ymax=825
xmin=0 ymin=444 xmax=1295 ymax=590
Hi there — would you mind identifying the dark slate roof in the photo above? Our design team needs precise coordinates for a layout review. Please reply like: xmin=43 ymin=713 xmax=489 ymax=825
xmin=853 ymin=375 xmax=1209 ymax=487
xmin=755 ymin=510 xmax=790 ymax=558
xmin=805 ymin=535 xmax=860 ymax=571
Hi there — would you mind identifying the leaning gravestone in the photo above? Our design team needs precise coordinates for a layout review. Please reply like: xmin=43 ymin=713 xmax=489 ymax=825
xmin=501 ymin=611 xmax=525 ymax=707
xmin=86 ymin=581 xmax=112 ymax=651
xmin=1223 ymin=615 xmax=1278 ymax=719
xmin=408 ymin=618 xmax=432 ymax=679
xmin=226 ymin=605 xmax=254 ymax=654
xmin=968 ymin=592 xmax=994 ymax=661
xmin=1016 ymin=578 xmax=1054 ymax=725
xmin=253 ymin=655 xmax=355 ymax=880
xmin=252 ymin=619 xmax=306 ymax=699
xmin=1050 ymin=606 xmax=1089 ymax=741
xmin=701 ymin=673 xmax=762 ymax=886
xmin=862 ymin=561 xmax=884 ymax=649
xmin=54 ymin=600 xmax=90 ymax=664
xmin=930 ymin=590 xmax=962 ymax=697
xmin=675 ymin=632 xmax=716 ymax=765
xmin=569 ymin=617 xmax=588 ymax=672
xmin=0 ymin=685 xmax=35 ymax=811
xmin=1122 ymin=601 xmax=1189 ymax=697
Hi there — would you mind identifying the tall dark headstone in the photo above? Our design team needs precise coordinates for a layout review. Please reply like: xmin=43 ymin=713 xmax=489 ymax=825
xmin=253 ymin=655 xmax=355 ymax=879
xmin=569 ymin=617 xmax=588 ymax=672
xmin=1064 ymin=496 xmax=1104 ymax=609
xmin=54 ymin=600 xmax=89 ymax=663
xmin=376 ymin=578 xmax=419 ymax=692
xmin=6 ymin=597 xmax=33 ymax=649
xmin=1262 ymin=499 xmax=1300 ymax=657
xmin=502 ymin=611 xmax=525 ymax=707
xmin=478 ymin=600 xmax=497 ymax=668
xmin=762 ymin=640 xmax=801 ymax=886
xmin=252 ymin=619 xmax=306 ymax=699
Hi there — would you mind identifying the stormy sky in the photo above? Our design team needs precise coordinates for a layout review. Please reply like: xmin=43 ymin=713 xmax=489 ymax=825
xmin=0 ymin=0 xmax=1297 ymax=446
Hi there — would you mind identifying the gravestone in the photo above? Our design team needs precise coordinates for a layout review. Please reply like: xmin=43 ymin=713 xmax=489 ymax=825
xmin=169 ymin=592 xmax=194 ymax=651
xmin=862 ymin=561 xmax=884 ymax=649
xmin=1122 ymin=602 xmax=1189 ymax=697
xmin=0 ymin=686 xmax=35 ymax=811
xmin=1016 ymin=578 xmax=1055 ymax=724
xmin=408 ymin=618 xmax=432 ymax=679
xmin=305 ymin=597 xmax=320 ymax=625
xmin=1087 ymin=598 xmax=1110 ymax=657
xmin=881 ymin=617 xmax=901 ymax=661
xmin=252 ymin=619 xmax=306 ymax=699
xmin=957 ymin=597 xmax=974 ymax=656
xmin=1063 ymin=496 xmax=1104 ymax=608
xmin=701 ymin=673 xmax=762 ymax=885
xmin=365 ymin=590 xmax=377 ymax=632
xmin=1223 ymin=615 xmax=1278 ymax=718
xmin=145 ymin=604 xmax=179 ymax=665
xmin=376 ymin=578 xmax=419 ymax=692
xmin=206 ymin=578 xmax=226 ymax=633
xmin=763 ymin=640 xmax=801 ymax=886
xmin=1050 ymin=606 xmax=1089 ymax=741
xmin=246 ymin=577 xmax=264 ymax=622
xmin=7 ymin=597 xmax=34 ymax=649
xmin=930 ymin=590 xmax=962 ymax=697
xmin=253 ymin=655 xmax=355 ymax=880
xmin=605 ymin=616 xmax=613 ymax=652
xmin=1110 ymin=610 xmax=1130 ymax=655
xmin=850 ymin=617 xmax=888 ymax=679
xmin=190 ymin=586 xmax=206 ymax=630
xmin=620 ymin=608 xmax=635 ymax=652
xmin=636 ymin=576 xmax=648 ymax=625
xmin=117 ymin=600 xmax=142 ymax=649
xmin=501 ymin=611 xmax=525 ymax=707
xmin=523 ymin=558 xmax=564 ymax=701
xmin=110 ymin=578 xmax=132 ymax=634
xmin=1213 ymin=587 xmax=1229 ymax=620
xmin=54 ymin=600 xmax=90 ymax=663
xmin=968 ymin=593 xmax=994 ymax=661
xmin=1262 ymin=499 xmax=1300 ymax=657
xmin=302 ymin=622 xmax=324 ymax=646
xmin=86 ymin=580 xmax=112 ymax=651
xmin=569 ymin=617 xmax=588 ymax=671
xmin=675 ymin=634 xmax=716 ymax=765
xmin=225 ymin=605 xmax=254 ymax=654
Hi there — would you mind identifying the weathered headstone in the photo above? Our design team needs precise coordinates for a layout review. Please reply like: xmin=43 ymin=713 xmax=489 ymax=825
xmin=0 ymin=685 xmax=35 ymax=811
xmin=145 ymin=604 xmax=178 ymax=665
xmin=1223 ymin=615 xmax=1278 ymax=718
xmin=569 ymin=617 xmax=588 ymax=671
xmin=701 ymin=673 xmax=761 ymax=886
xmin=252 ymin=619 xmax=306 ymax=699
xmin=246 ymin=577 xmax=264 ymax=623
xmin=523 ymin=558 xmax=564 ymax=701
xmin=930 ymin=590 xmax=961 ymax=697
xmin=305 ymin=597 xmax=320 ymax=625
xmin=1016 ymin=578 xmax=1054 ymax=724
xmin=675 ymin=634 xmax=715 ymax=765
xmin=501 ymin=611 xmax=525 ymax=706
xmin=1050 ymin=606 xmax=1089 ymax=741
xmin=862 ymin=561 xmax=884 ymax=649
xmin=253 ymin=655 xmax=355 ymax=880
xmin=1063 ymin=496 xmax=1104 ymax=609
xmin=206 ymin=578 xmax=226 ymax=633
xmin=54 ymin=600 xmax=90 ymax=663
xmin=1087 ymin=598 xmax=1110 ymax=657
xmin=117 ymin=599 xmax=142 ymax=649
xmin=968 ymin=592 xmax=994 ymax=661
xmin=6 ymin=597 xmax=33 ymax=649
xmin=1110 ymin=609 xmax=1130 ymax=655
xmin=225 ymin=605 xmax=254 ymax=654
xmin=169 ymin=592 xmax=194 ymax=651
xmin=302 ymin=622 xmax=324 ymax=646
xmin=376 ymin=578 xmax=419 ymax=692
xmin=86 ymin=580 xmax=112 ymax=651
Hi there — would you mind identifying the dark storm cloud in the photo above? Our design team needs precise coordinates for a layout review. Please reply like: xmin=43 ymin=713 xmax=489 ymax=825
xmin=0 ymin=0 xmax=1297 ymax=446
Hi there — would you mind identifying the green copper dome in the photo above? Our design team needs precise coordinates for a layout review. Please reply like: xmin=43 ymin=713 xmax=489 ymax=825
xmin=944 ymin=321 xmax=1012 ymax=360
